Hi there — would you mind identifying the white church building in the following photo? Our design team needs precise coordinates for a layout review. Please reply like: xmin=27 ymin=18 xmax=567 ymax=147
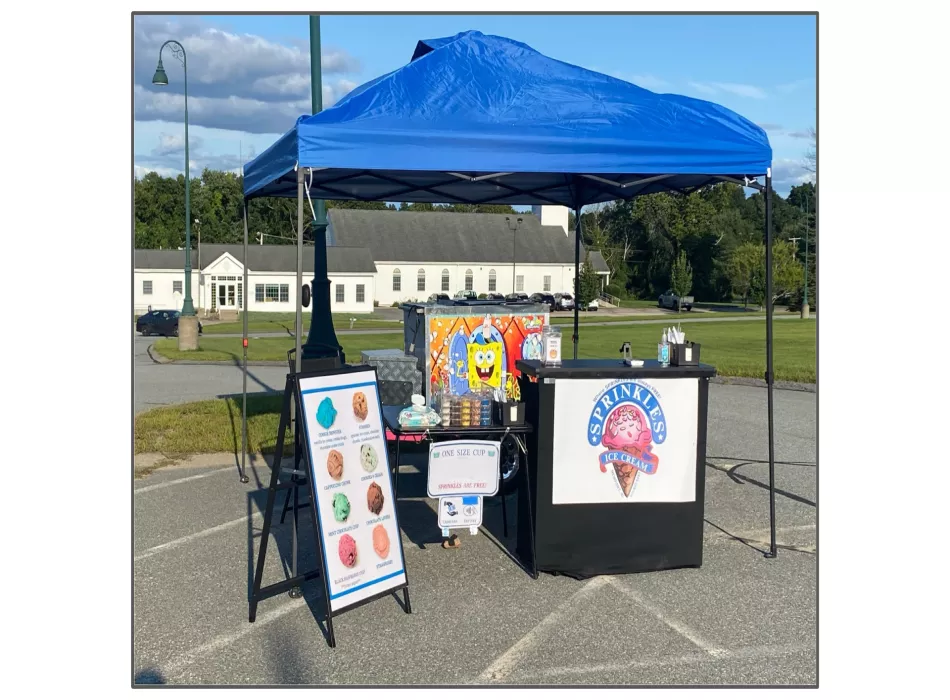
xmin=133 ymin=205 xmax=609 ymax=315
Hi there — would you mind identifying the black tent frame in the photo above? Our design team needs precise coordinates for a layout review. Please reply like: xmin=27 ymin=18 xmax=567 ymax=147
xmin=238 ymin=165 xmax=780 ymax=560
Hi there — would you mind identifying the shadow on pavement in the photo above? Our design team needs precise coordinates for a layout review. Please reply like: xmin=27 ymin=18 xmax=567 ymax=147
xmin=133 ymin=668 xmax=167 ymax=685
xmin=705 ymin=459 xmax=817 ymax=508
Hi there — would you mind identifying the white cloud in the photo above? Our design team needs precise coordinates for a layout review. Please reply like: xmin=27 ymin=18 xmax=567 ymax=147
xmin=134 ymin=16 xmax=362 ymax=133
xmin=687 ymin=81 xmax=718 ymax=95
xmin=771 ymin=158 xmax=815 ymax=187
xmin=688 ymin=81 xmax=767 ymax=99
xmin=788 ymin=129 xmax=815 ymax=140
xmin=613 ymin=73 xmax=669 ymax=91
xmin=776 ymin=78 xmax=813 ymax=94
xmin=152 ymin=132 xmax=204 ymax=157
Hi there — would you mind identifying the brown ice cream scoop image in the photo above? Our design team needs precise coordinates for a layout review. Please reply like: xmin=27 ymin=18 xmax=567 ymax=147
xmin=367 ymin=481 xmax=384 ymax=515
xmin=372 ymin=524 xmax=390 ymax=559
xmin=352 ymin=392 xmax=369 ymax=422
xmin=326 ymin=449 xmax=344 ymax=481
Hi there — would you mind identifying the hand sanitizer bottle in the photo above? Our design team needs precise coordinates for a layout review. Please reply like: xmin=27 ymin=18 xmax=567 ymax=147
xmin=658 ymin=330 xmax=670 ymax=367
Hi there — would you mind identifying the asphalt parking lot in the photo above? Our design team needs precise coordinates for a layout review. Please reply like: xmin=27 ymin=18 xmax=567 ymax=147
xmin=133 ymin=383 xmax=816 ymax=686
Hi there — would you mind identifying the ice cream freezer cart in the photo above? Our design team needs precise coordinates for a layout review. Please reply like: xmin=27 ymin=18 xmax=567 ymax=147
xmin=515 ymin=359 xmax=717 ymax=579
xmin=401 ymin=302 xmax=550 ymax=405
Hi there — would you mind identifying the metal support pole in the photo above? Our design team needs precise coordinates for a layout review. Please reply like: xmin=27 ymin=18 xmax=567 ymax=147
xmin=573 ymin=205 xmax=582 ymax=359
xmin=296 ymin=168 xmax=305 ymax=375
xmin=764 ymin=170 xmax=778 ymax=559
xmin=240 ymin=201 xmax=250 ymax=483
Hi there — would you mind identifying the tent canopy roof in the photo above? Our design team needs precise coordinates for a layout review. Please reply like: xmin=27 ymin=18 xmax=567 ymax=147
xmin=243 ymin=30 xmax=771 ymax=207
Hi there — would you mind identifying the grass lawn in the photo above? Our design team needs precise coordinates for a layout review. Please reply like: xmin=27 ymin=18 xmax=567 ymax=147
xmin=137 ymin=318 xmax=815 ymax=455
xmin=201 ymin=312 xmax=401 ymax=334
xmin=153 ymin=333 xmax=406 ymax=363
xmin=135 ymin=394 xmax=284 ymax=455
xmin=152 ymin=319 xmax=815 ymax=382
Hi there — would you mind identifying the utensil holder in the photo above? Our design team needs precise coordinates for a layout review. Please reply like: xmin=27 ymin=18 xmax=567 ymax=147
xmin=670 ymin=341 xmax=701 ymax=366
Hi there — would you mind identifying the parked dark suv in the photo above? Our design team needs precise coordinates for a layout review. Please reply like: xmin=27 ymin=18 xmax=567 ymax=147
xmin=136 ymin=310 xmax=203 ymax=337
xmin=529 ymin=292 xmax=557 ymax=311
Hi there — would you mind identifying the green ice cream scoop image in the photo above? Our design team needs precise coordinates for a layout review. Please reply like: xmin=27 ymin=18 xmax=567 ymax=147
xmin=332 ymin=493 xmax=351 ymax=523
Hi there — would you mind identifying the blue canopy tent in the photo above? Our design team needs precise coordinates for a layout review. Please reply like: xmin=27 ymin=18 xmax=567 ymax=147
xmin=239 ymin=30 xmax=781 ymax=557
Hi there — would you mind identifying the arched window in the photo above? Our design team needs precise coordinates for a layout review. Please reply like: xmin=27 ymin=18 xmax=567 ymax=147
xmin=417 ymin=268 xmax=426 ymax=292
xmin=441 ymin=269 xmax=450 ymax=292
xmin=465 ymin=269 xmax=474 ymax=291
xmin=488 ymin=269 xmax=497 ymax=292
xmin=392 ymin=268 xmax=401 ymax=292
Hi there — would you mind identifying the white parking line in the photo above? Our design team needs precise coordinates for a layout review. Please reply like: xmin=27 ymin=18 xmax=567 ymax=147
xmin=134 ymin=512 xmax=261 ymax=561
xmin=161 ymin=596 xmax=310 ymax=678
xmin=475 ymin=576 xmax=613 ymax=683
xmin=518 ymin=643 xmax=809 ymax=681
xmin=134 ymin=467 xmax=234 ymax=494
xmin=607 ymin=578 xmax=730 ymax=658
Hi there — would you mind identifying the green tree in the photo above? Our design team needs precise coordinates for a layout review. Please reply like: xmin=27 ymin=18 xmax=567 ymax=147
xmin=669 ymin=251 xmax=693 ymax=312
xmin=727 ymin=242 xmax=761 ymax=309
xmin=576 ymin=250 xmax=602 ymax=308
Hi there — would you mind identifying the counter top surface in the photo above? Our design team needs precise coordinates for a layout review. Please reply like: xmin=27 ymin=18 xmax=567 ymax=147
xmin=516 ymin=358 xmax=717 ymax=379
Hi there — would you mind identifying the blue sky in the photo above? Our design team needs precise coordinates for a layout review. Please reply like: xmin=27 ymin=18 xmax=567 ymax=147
xmin=134 ymin=13 xmax=816 ymax=195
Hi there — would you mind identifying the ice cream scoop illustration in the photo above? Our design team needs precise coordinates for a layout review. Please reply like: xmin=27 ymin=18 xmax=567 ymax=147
xmin=316 ymin=397 xmax=337 ymax=429
xmin=372 ymin=524 xmax=390 ymax=559
xmin=338 ymin=534 xmax=358 ymax=568
xmin=601 ymin=404 xmax=656 ymax=497
xmin=332 ymin=493 xmax=350 ymax=523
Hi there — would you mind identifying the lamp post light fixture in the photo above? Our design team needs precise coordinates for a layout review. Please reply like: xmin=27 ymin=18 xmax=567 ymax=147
xmin=152 ymin=39 xmax=199 ymax=349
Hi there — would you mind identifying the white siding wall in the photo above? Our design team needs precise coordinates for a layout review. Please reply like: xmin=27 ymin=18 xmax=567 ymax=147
xmin=373 ymin=262 xmax=577 ymax=306
xmin=134 ymin=270 xmax=198 ymax=314
xmin=134 ymin=268 xmax=374 ymax=315
xmin=247 ymin=273 xmax=375 ymax=314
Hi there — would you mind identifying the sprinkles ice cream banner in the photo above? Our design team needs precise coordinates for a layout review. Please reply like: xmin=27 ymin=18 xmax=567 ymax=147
xmin=427 ymin=311 xmax=546 ymax=401
xmin=550 ymin=377 xmax=699 ymax=504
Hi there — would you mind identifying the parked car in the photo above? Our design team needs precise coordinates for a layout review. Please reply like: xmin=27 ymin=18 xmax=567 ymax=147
xmin=453 ymin=290 xmax=478 ymax=301
xmin=658 ymin=289 xmax=693 ymax=311
xmin=529 ymin=292 xmax=557 ymax=310
xmin=427 ymin=293 xmax=451 ymax=304
xmin=136 ymin=309 xmax=203 ymax=337
xmin=587 ymin=298 xmax=600 ymax=311
xmin=486 ymin=292 xmax=506 ymax=301
xmin=505 ymin=292 xmax=530 ymax=303
xmin=553 ymin=293 xmax=575 ymax=310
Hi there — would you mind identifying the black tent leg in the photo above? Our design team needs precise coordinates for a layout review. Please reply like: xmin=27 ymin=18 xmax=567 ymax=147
xmin=764 ymin=171 xmax=778 ymax=559
xmin=573 ymin=204 xmax=581 ymax=359
xmin=240 ymin=199 xmax=250 ymax=484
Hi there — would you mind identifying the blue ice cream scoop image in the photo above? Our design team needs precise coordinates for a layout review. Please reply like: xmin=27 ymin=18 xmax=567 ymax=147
xmin=316 ymin=397 xmax=337 ymax=429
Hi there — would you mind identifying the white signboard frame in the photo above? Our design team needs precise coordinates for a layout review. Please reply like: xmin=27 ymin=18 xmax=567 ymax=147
xmin=427 ymin=440 xmax=501 ymax=498
xmin=299 ymin=368 xmax=409 ymax=613
xmin=551 ymin=377 xmax=699 ymax=504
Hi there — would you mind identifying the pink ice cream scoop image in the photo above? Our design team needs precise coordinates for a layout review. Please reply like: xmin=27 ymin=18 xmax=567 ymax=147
xmin=601 ymin=405 xmax=652 ymax=472
xmin=338 ymin=534 xmax=358 ymax=568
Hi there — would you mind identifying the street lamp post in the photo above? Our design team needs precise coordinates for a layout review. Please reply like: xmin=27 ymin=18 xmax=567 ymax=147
xmin=801 ymin=192 xmax=810 ymax=319
xmin=506 ymin=216 xmax=523 ymax=294
xmin=152 ymin=39 xmax=199 ymax=349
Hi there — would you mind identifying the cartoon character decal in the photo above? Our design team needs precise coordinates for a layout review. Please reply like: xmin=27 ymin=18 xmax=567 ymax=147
xmin=428 ymin=312 xmax=548 ymax=401
xmin=467 ymin=341 xmax=503 ymax=389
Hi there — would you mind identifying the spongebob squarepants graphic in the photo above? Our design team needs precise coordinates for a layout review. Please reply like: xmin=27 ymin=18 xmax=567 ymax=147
xmin=468 ymin=341 xmax=502 ymax=390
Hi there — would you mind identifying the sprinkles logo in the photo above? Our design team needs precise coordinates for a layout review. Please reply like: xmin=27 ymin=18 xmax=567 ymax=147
xmin=586 ymin=381 xmax=667 ymax=497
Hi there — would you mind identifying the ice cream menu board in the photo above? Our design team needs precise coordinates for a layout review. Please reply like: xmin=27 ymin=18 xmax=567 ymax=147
xmin=298 ymin=368 xmax=407 ymax=613
xmin=550 ymin=377 xmax=699 ymax=504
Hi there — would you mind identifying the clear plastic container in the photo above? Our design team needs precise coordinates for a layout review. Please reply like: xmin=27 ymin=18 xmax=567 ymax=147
xmin=542 ymin=325 xmax=562 ymax=367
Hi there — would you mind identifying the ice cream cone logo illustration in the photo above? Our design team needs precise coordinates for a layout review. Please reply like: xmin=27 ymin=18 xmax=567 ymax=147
xmin=587 ymin=381 xmax=667 ymax=499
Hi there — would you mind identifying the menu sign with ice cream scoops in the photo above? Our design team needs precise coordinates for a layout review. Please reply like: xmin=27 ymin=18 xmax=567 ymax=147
xmin=550 ymin=377 xmax=699 ymax=504
xmin=299 ymin=368 xmax=409 ymax=614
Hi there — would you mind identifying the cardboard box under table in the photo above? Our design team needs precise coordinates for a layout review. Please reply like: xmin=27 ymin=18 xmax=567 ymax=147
xmin=516 ymin=359 xmax=717 ymax=579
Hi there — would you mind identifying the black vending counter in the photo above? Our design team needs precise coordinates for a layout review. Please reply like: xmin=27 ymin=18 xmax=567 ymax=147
xmin=516 ymin=359 xmax=717 ymax=579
